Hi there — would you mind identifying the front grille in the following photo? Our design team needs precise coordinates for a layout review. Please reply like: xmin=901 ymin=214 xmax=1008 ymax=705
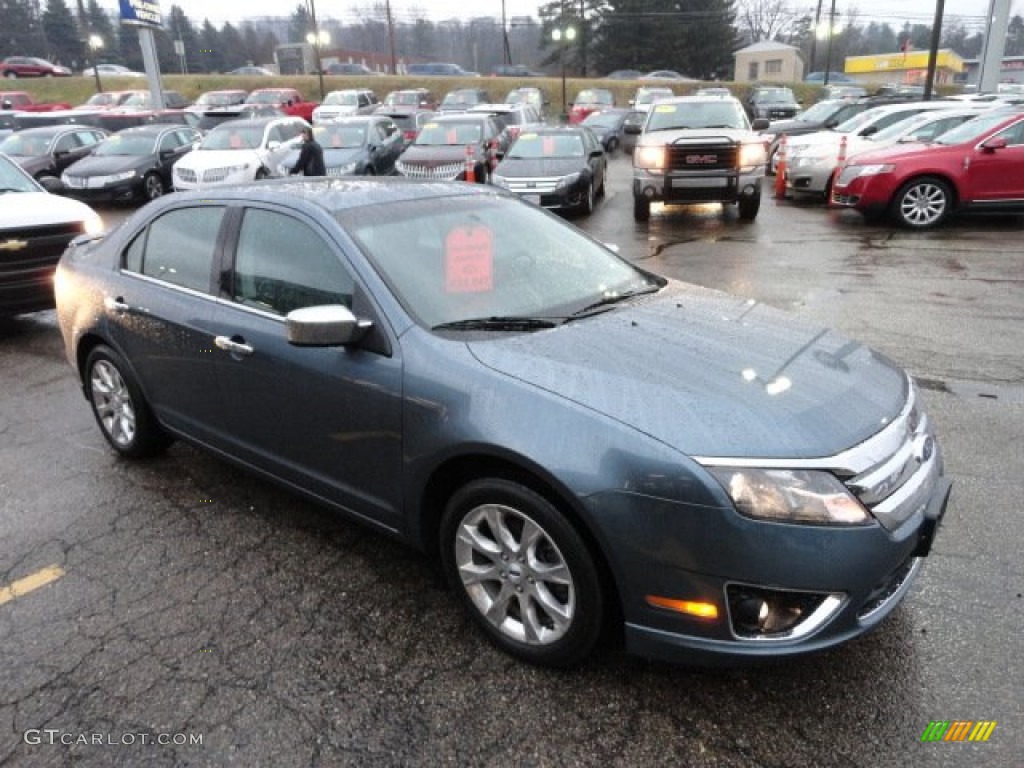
xmin=506 ymin=177 xmax=559 ymax=194
xmin=832 ymin=193 xmax=859 ymax=206
xmin=326 ymin=167 xmax=352 ymax=177
xmin=202 ymin=167 xmax=234 ymax=184
xmin=767 ymin=108 xmax=797 ymax=119
xmin=396 ymin=160 xmax=464 ymax=180
xmin=667 ymin=143 xmax=738 ymax=172
xmin=1 ymin=222 xmax=84 ymax=277
xmin=176 ymin=167 xmax=197 ymax=183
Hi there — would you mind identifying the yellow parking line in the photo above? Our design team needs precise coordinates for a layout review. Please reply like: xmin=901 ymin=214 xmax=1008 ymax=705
xmin=0 ymin=565 xmax=66 ymax=606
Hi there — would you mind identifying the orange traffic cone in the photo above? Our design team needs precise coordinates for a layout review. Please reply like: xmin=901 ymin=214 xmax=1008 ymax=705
xmin=830 ymin=135 xmax=849 ymax=207
xmin=773 ymin=134 xmax=787 ymax=199
xmin=837 ymin=134 xmax=848 ymax=166
xmin=464 ymin=145 xmax=475 ymax=183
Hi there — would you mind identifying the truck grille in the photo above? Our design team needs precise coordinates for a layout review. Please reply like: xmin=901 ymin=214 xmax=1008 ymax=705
xmin=175 ymin=167 xmax=197 ymax=184
xmin=667 ymin=143 xmax=738 ymax=172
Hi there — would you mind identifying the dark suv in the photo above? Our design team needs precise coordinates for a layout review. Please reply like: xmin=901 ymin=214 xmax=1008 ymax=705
xmin=745 ymin=85 xmax=800 ymax=122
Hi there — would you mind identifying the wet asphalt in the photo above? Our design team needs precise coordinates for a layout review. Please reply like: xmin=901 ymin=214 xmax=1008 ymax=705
xmin=1 ymin=154 xmax=1021 ymax=767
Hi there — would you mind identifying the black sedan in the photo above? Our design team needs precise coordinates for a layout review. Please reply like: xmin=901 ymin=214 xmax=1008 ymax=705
xmin=0 ymin=125 xmax=107 ymax=184
xmin=490 ymin=126 xmax=607 ymax=214
xmin=60 ymin=125 xmax=201 ymax=204
xmin=581 ymin=108 xmax=631 ymax=153
xmin=54 ymin=178 xmax=949 ymax=667
xmin=275 ymin=116 xmax=404 ymax=178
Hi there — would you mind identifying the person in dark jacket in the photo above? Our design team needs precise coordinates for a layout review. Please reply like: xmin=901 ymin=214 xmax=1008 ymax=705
xmin=289 ymin=126 xmax=326 ymax=177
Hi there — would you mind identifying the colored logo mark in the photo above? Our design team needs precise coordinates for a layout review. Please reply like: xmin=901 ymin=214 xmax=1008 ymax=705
xmin=921 ymin=721 xmax=996 ymax=742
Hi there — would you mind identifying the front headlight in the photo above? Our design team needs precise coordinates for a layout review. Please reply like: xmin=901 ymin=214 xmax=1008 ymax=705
xmin=708 ymin=468 xmax=870 ymax=525
xmin=83 ymin=213 xmax=104 ymax=235
xmin=851 ymin=163 xmax=895 ymax=178
xmin=634 ymin=145 xmax=666 ymax=171
xmin=555 ymin=172 xmax=581 ymax=190
xmin=334 ymin=162 xmax=358 ymax=176
xmin=738 ymin=142 xmax=767 ymax=168
xmin=490 ymin=174 xmax=509 ymax=189
xmin=99 ymin=171 xmax=137 ymax=184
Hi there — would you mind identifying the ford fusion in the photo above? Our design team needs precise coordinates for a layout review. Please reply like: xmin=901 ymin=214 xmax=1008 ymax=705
xmin=54 ymin=179 xmax=950 ymax=667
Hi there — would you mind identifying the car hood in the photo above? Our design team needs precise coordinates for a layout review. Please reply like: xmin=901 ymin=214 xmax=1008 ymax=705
xmin=495 ymin=157 xmax=585 ymax=177
xmin=466 ymin=282 xmax=907 ymax=459
xmin=637 ymin=128 xmax=755 ymax=147
xmin=401 ymin=145 xmax=474 ymax=164
xmin=177 ymin=148 xmax=265 ymax=169
xmin=0 ymin=191 xmax=97 ymax=227
xmin=763 ymin=118 xmax=825 ymax=134
xmin=65 ymin=154 xmax=148 ymax=176
xmin=840 ymin=141 xmax=944 ymax=165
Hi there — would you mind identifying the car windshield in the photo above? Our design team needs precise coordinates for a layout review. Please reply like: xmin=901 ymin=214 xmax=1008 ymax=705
xmin=933 ymin=111 xmax=1014 ymax=145
xmin=338 ymin=195 xmax=661 ymax=329
xmin=575 ymin=90 xmax=613 ymax=105
xmin=0 ymin=133 xmax=50 ymax=156
xmin=443 ymin=91 xmax=480 ymax=106
xmin=324 ymin=92 xmax=359 ymax=106
xmin=869 ymin=112 xmax=941 ymax=142
xmin=246 ymin=91 xmax=287 ymax=104
xmin=94 ymin=134 xmax=157 ymax=156
xmin=508 ymin=132 xmax=584 ymax=159
xmin=833 ymin=108 xmax=886 ymax=134
xmin=0 ymin=154 xmax=39 ymax=192
xmin=796 ymin=100 xmax=840 ymax=123
xmin=415 ymin=121 xmax=482 ymax=146
xmin=636 ymin=90 xmax=673 ymax=105
xmin=753 ymin=88 xmax=794 ymax=103
xmin=316 ymin=124 xmax=367 ymax=148
xmin=121 ymin=93 xmax=152 ymax=107
xmin=645 ymin=101 xmax=746 ymax=131
xmin=201 ymin=125 xmax=264 ymax=150
xmin=196 ymin=92 xmax=239 ymax=106
xmin=506 ymin=90 xmax=538 ymax=106
xmin=83 ymin=93 xmax=119 ymax=107
xmin=582 ymin=113 xmax=621 ymax=129
xmin=394 ymin=92 xmax=422 ymax=106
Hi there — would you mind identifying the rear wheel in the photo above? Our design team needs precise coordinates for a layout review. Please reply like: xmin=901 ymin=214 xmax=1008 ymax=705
xmin=4 ymin=71 xmax=17 ymax=79
xmin=607 ymin=137 xmax=618 ymax=153
xmin=440 ymin=478 xmax=604 ymax=667
xmin=633 ymin=195 xmax=650 ymax=222
xmin=254 ymin=167 xmax=268 ymax=180
xmin=84 ymin=345 xmax=171 ymax=458
xmin=891 ymin=176 xmax=952 ymax=229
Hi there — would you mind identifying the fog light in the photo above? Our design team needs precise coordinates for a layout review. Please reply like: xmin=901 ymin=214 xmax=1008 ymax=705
xmin=727 ymin=585 xmax=844 ymax=640
xmin=741 ymin=185 xmax=756 ymax=197
xmin=644 ymin=186 xmax=655 ymax=199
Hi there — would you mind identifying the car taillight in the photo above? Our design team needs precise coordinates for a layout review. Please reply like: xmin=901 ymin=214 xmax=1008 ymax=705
xmin=403 ymin=130 xmax=417 ymax=141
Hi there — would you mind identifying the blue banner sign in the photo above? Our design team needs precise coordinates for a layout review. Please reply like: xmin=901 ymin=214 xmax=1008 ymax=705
xmin=119 ymin=0 xmax=162 ymax=28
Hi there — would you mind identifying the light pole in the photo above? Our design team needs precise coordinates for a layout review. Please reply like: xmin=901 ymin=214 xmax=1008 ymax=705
xmin=88 ymin=34 xmax=104 ymax=93
xmin=306 ymin=29 xmax=330 ymax=100
xmin=551 ymin=25 xmax=576 ymax=123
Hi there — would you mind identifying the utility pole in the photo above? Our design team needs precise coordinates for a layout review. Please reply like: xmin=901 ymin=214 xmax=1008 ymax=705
xmin=823 ymin=0 xmax=837 ymax=86
xmin=809 ymin=0 xmax=824 ymax=74
xmin=922 ymin=0 xmax=945 ymax=100
xmin=501 ymin=0 xmax=511 ymax=66
xmin=386 ymin=0 xmax=397 ymax=74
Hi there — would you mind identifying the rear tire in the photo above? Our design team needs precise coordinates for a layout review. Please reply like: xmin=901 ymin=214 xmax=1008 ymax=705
xmin=4 ymin=71 xmax=18 ymax=79
xmin=633 ymin=196 xmax=650 ymax=222
xmin=84 ymin=345 xmax=171 ymax=458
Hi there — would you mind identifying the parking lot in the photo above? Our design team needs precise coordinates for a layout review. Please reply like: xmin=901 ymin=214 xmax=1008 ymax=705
xmin=1 ymin=153 xmax=1022 ymax=767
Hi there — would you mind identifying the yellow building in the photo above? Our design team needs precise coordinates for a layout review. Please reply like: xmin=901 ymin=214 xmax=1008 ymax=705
xmin=845 ymin=49 xmax=965 ymax=87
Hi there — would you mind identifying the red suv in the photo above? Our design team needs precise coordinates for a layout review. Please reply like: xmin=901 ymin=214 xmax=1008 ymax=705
xmin=832 ymin=108 xmax=1024 ymax=228
xmin=2 ymin=56 xmax=72 ymax=78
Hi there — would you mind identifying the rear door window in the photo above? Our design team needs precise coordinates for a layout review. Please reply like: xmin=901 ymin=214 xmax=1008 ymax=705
xmin=124 ymin=207 xmax=226 ymax=293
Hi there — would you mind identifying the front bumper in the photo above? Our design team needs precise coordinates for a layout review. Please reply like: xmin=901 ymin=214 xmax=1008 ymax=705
xmin=633 ymin=168 xmax=762 ymax=206
xmin=498 ymin=176 xmax=590 ymax=209
xmin=785 ymin=157 xmax=837 ymax=196
xmin=172 ymin=168 xmax=256 ymax=191
xmin=831 ymin=172 xmax=896 ymax=215
xmin=62 ymin=177 xmax=143 ymax=204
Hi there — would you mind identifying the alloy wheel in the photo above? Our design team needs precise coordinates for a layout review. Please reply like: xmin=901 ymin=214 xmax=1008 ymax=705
xmin=90 ymin=359 xmax=137 ymax=448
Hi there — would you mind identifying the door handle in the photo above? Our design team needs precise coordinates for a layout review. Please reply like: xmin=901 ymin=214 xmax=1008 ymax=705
xmin=214 ymin=335 xmax=254 ymax=356
xmin=104 ymin=295 xmax=130 ymax=313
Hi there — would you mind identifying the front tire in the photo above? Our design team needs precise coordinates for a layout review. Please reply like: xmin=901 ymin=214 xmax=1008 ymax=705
xmin=142 ymin=172 xmax=164 ymax=201
xmin=84 ymin=345 xmax=171 ymax=458
xmin=579 ymin=180 xmax=594 ymax=214
xmin=440 ymin=478 xmax=604 ymax=667
xmin=633 ymin=195 xmax=650 ymax=222
xmin=891 ymin=176 xmax=952 ymax=229
xmin=254 ymin=167 xmax=268 ymax=180
xmin=738 ymin=190 xmax=761 ymax=220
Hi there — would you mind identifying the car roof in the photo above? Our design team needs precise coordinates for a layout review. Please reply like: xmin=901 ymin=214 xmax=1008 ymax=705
xmin=168 ymin=177 xmax=487 ymax=213
xmin=111 ymin=123 xmax=186 ymax=136
xmin=10 ymin=125 xmax=89 ymax=137
xmin=211 ymin=117 xmax=294 ymax=129
xmin=428 ymin=113 xmax=494 ymax=123
xmin=659 ymin=95 xmax=742 ymax=106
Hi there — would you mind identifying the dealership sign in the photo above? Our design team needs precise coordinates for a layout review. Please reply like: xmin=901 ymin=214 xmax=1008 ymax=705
xmin=119 ymin=0 xmax=162 ymax=28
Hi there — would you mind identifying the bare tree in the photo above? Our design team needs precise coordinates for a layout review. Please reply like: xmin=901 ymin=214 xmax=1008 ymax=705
xmin=736 ymin=0 xmax=798 ymax=43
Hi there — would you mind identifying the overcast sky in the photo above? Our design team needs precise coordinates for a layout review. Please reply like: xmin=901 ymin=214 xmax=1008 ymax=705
xmin=148 ymin=0 xmax=1015 ymax=34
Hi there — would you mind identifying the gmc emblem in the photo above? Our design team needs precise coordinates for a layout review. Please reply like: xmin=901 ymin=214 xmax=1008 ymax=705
xmin=685 ymin=154 xmax=718 ymax=164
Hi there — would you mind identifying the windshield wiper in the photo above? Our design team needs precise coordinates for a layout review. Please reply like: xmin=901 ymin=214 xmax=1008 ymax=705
xmin=0 ymin=187 xmax=26 ymax=194
xmin=432 ymin=316 xmax=558 ymax=332
xmin=568 ymin=284 xmax=662 ymax=319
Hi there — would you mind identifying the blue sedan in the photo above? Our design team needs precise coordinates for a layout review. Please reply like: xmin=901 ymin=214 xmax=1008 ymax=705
xmin=55 ymin=179 xmax=950 ymax=667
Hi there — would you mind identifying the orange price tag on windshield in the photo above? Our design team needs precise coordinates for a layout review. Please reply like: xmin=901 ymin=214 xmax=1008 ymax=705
xmin=444 ymin=226 xmax=494 ymax=293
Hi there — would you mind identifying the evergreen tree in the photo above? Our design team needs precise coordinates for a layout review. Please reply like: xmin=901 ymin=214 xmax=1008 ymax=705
xmin=241 ymin=22 xmax=263 ymax=66
xmin=220 ymin=22 xmax=247 ymax=71
xmin=1 ymin=0 xmax=47 ymax=58
xmin=289 ymin=3 xmax=311 ymax=44
xmin=198 ymin=19 xmax=223 ymax=73
xmin=164 ymin=5 xmax=200 ymax=74
xmin=43 ymin=0 xmax=84 ymax=68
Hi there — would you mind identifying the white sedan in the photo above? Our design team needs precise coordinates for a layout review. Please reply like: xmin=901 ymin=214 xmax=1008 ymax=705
xmin=81 ymin=64 xmax=146 ymax=78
